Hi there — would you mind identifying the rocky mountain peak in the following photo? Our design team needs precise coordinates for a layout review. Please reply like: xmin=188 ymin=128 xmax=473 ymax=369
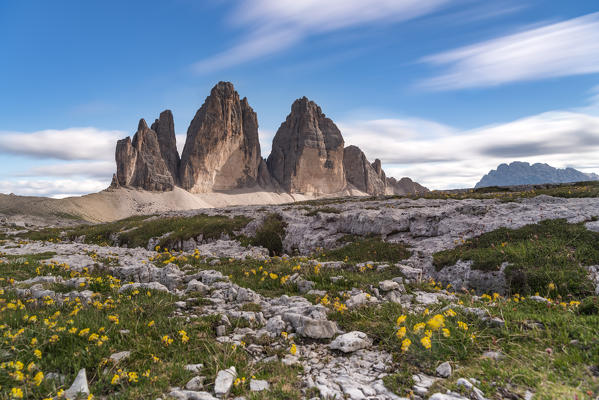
xmin=266 ymin=97 xmax=345 ymax=194
xmin=151 ymin=110 xmax=180 ymax=185
xmin=113 ymin=117 xmax=175 ymax=191
xmin=112 ymin=82 xmax=428 ymax=197
xmin=476 ymin=161 xmax=599 ymax=188
xmin=343 ymin=146 xmax=386 ymax=196
xmin=179 ymin=81 xmax=262 ymax=193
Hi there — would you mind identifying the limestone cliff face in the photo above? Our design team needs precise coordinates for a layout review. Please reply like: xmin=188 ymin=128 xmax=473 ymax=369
xmin=151 ymin=110 xmax=180 ymax=186
xmin=111 ymin=81 xmax=429 ymax=197
xmin=179 ymin=82 xmax=262 ymax=193
xmin=114 ymin=119 xmax=175 ymax=191
xmin=267 ymin=97 xmax=346 ymax=194
xmin=343 ymin=146 xmax=386 ymax=196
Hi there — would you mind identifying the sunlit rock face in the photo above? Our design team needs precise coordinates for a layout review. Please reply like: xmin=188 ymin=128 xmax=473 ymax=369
xmin=267 ymin=97 xmax=346 ymax=194
xmin=179 ymin=82 xmax=262 ymax=193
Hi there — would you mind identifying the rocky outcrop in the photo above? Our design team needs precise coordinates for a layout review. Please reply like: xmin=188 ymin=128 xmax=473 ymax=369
xmin=180 ymin=82 xmax=262 ymax=193
xmin=267 ymin=97 xmax=346 ymax=194
xmin=386 ymin=177 xmax=429 ymax=195
xmin=151 ymin=110 xmax=180 ymax=186
xmin=113 ymin=119 xmax=175 ymax=191
xmin=476 ymin=161 xmax=599 ymax=188
xmin=343 ymin=146 xmax=386 ymax=195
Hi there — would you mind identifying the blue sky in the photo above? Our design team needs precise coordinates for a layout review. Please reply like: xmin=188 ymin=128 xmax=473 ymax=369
xmin=1 ymin=0 xmax=599 ymax=197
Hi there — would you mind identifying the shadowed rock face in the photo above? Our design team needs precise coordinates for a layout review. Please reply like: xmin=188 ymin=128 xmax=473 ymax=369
xmin=179 ymin=82 xmax=262 ymax=193
xmin=114 ymin=119 xmax=175 ymax=191
xmin=151 ymin=110 xmax=180 ymax=186
xmin=267 ymin=97 xmax=346 ymax=194
xmin=386 ymin=177 xmax=429 ymax=195
xmin=343 ymin=146 xmax=386 ymax=196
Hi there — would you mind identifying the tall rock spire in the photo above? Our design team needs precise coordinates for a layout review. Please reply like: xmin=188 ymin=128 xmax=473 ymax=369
xmin=114 ymin=118 xmax=175 ymax=191
xmin=179 ymin=82 xmax=262 ymax=193
xmin=151 ymin=110 xmax=180 ymax=186
xmin=343 ymin=146 xmax=386 ymax=196
xmin=266 ymin=97 xmax=346 ymax=194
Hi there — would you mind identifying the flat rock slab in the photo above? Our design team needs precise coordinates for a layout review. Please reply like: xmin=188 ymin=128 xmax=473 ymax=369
xmin=329 ymin=331 xmax=372 ymax=353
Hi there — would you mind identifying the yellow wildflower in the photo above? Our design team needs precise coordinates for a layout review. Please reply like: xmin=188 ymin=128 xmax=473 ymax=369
xmin=413 ymin=322 xmax=425 ymax=333
xmin=128 ymin=371 xmax=138 ymax=383
xmin=401 ymin=338 xmax=411 ymax=352
xmin=10 ymin=387 xmax=23 ymax=399
xmin=79 ymin=328 xmax=90 ymax=337
xmin=396 ymin=315 xmax=407 ymax=325
xmin=396 ymin=326 xmax=406 ymax=339
xmin=426 ymin=314 xmax=445 ymax=331
xmin=444 ymin=309 xmax=457 ymax=317
xmin=33 ymin=371 xmax=44 ymax=386
xmin=421 ymin=336 xmax=432 ymax=349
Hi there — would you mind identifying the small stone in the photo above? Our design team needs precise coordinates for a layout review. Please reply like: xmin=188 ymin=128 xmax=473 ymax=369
xmin=379 ymin=280 xmax=400 ymax=291
xmin=214 ymin=366 xmax=237 ymax=397
xmin=529 ymin=295 xmax=549 ymax=303
xmin=216 ymin=325 xmax=227 ymax=337
xmin=297 ymin=279 xmax=315 ymax=294
xmin=250 ymin=379 xmax=270 ymax=392
xmin=429 ymin=393 xmax=469 ymax=400
xmin=329 ymin=331 xmax=371 ymax=353
xmin=45 ymin=372 xmax=67 ymax=384
xmin=282 ymin=355 xmax=299 ymax=366
xmin=436 ymin=361 xmax=452 ymax=378
xmin=64 ymin=368 xmax=90 ymax=400
xmin=185 ymin=364 xmax=204 ymax=374
xmin=109 ymin=351 xmax=131 ymax=364
xmin=168 ymin=390 xmax=218 ymax=400
xmin=481 ymin=351 xmax=504 ymax=360
xmin=456 ymin=378 xmax=473 ymax=390
xmin=185 ymin=376 xmax=206 ymax=391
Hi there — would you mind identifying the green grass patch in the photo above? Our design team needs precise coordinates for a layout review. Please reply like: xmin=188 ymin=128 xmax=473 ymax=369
xmin=20 ymin=214 xmax=251 ymax=249
xmin=305 ymin=207 xmax=341 ymax=216
xmin=250 ymin=213 xmax=287 ymax=256
xmin=433 ymin=219 xmax=598 ymax=297
xmin=318 ymin=237 xmax=411 ymax=263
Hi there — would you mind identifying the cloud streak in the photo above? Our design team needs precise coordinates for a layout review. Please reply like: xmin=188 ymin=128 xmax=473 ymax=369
xmin=421 ymin=12 xmax=599 ymax=89
xmin=0 ymin=128 xmax=124 ymax=161
xmin=0 ymin=179 xmax=109 ymax=199
xmin=193 ymin=0 xmax=451 ymax=72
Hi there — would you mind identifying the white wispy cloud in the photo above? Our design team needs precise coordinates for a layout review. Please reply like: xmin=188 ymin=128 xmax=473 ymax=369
xmin=421 ymin=12 xmax=599 ymax=89
xmin=19 ymin=161 xmax=115 ymax=179
xmin=193 ymin=0 xmax=451 ymax=72
xmin=0 ymin=128 xmax=124 ymax=198
xmin=0 ymin=179 xmax=109 ymax=199
xmin=341 ymin=110 xmax=599 ymax=189
xmin=0 ymin=128 xmax=124 ymax=161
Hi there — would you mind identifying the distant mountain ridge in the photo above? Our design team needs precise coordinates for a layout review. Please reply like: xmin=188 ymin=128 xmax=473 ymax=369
xmin=475 ymin=161 xmax=599 ymax=188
